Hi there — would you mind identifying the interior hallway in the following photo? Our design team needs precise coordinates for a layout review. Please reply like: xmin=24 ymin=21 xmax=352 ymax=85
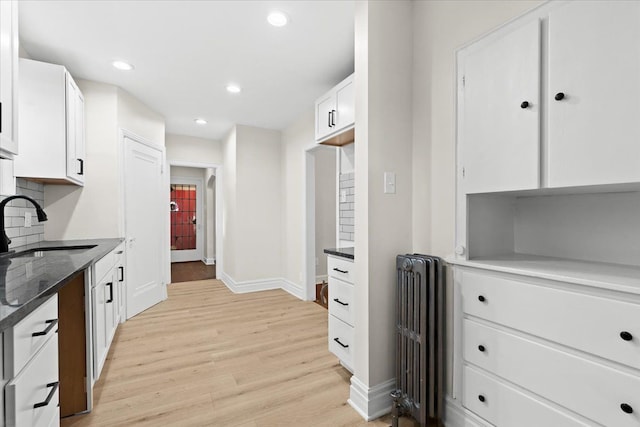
xmin=61 ymin=280 xmax=413 ymax=426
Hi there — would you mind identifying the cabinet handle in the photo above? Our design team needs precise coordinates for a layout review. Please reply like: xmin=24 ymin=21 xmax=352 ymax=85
xmin=118 ymin=266 xmax=124 ymax=282
xmin=331 ymin=109 xmax=336 ymax=126
xmin=520 ymin=101 xmax=529 ymax=109
xmin=478 ymin=345 xmax=486 ymax=352
xmin=33 ymin=382 xmax=59 ymax=408
xmin=106 ymin=282 xmax=114 ymax=303
xmin=554 ymin=92 xmax=565 ymax=101
xmin=478 ymin=395 xmax=486 ymax=403
xmin=328 ymin=111 xmax=332 ymax=128
xmin=32 ymin=319 xmax=58 ymax=337
xmin=621 ymin=403 xmax=633 ymax=414
xmin=78 ymin=158 xmax=84 ymax=175
xmin=333 ymin=298 xmax=349 ymax=306
xmin=620 ymin=331 xmax=633 ymax=341
xmin=333 ymin=267 xmax=348 ymax=274
xmin=478 ymin=295 xmax=486 ymax=302
xmin=333 ymin=337 xmax=349 ymax=348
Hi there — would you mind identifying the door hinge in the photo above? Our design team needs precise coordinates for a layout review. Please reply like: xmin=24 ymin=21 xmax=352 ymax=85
xmin=462 ymin=76 xmax=466 ymax=87
xmin=462 ymin=167 xmax=465 ymax=178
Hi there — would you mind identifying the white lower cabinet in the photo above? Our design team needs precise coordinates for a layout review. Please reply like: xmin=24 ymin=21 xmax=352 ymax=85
xmin=4 ymin=295 xmax=59 ymax=427
xmin=327 ymin=255 xmax=355 ymax=371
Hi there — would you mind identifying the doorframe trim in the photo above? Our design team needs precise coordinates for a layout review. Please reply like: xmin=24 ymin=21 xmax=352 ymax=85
xmin=170 ymin=176 xmax=204 ymax=262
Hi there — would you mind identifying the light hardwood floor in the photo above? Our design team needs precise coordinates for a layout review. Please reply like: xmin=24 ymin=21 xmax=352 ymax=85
xmin=62 ymin=279 xmax=414 ymax=427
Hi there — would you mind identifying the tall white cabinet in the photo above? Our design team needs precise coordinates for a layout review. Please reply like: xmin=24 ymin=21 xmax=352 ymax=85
xmin=0 ymin=0 xmax=19 ymax=158
xmin=452 ymin=2 xmax=640 ymax=426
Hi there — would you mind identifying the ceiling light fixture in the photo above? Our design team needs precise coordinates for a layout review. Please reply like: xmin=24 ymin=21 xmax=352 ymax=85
xmin=194 ymin=118 xmax=207 ymax=125
xmin=226 ymin=84 xmax=242 ymax=94
xmin=112 ymin=60 xmax=134 ymax=71
xmin=267 ymin=11 xmax=289 ymax=27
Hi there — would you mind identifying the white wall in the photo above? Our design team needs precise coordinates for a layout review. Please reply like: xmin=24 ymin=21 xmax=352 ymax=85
xmin=166 ymin=133 xmax=223 ymax=166
xmin=314 ymin=148 xmax=336 ymax=278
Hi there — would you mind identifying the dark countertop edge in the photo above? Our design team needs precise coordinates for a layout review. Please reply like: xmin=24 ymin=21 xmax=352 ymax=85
xmin=324 ymin=247 xmax=354 ymax=260
xmin=0 ymin=238 xmax=124 ymax=332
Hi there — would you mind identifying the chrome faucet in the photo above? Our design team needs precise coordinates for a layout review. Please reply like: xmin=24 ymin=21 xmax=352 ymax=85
xmin=0 ymin=195 xmax=48 ymax=253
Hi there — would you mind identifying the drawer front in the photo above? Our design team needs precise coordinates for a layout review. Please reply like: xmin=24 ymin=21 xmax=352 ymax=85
xmin=464 ymin=319 xmax=640 ymax=427
xmin=328 ymin=315 xmax=354 ymax=368
xmin=5 ymin=294 xmax=58 ymax=377
xmin=94 ymin=249 xmax=116 ymax=284
xmin=6 ymin=334 xmax=59 ymax=427
xmin=463 ymin=366 xmax=589 ymax=427
xmin=328 ymin=277 xmax=354 ymax=326
xmin=461 ymin=269 xmax=640 ymax=370
xmin=328 ymin=256 xmax=354 ymax=283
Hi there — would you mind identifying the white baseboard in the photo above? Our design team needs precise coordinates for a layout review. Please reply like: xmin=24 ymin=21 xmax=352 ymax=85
xmin=348 ymin=376 xmax=395 ymax=421
xmin=203 ymin=257 xmax=216 ymax=265
xmin=218 ymin=272 xmax=305 ymax=300
xmin=444 ymin=396 xmax=487 ymax=427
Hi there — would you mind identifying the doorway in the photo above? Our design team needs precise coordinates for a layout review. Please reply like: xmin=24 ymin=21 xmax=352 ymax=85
xmin=170 ymin=177 xmax=203 ymax=263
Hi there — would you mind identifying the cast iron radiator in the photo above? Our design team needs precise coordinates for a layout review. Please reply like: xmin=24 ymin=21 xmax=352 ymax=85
xmin=391 ymin=254 xmax=445 ymax=427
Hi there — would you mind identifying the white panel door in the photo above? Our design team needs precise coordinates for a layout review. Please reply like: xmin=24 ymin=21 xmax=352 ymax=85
xmin=547 ymin=1 xmax=640 ymax=187
xmin=124 ymin=137 xmax=166 ymax=319
xmin=462 ymin=20 xmax=540 ymax=194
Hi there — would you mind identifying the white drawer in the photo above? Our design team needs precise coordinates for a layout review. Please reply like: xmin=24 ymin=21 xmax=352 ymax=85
xmin=47 ymin=407 xmax=60 ymax=427
xmin=4 ymin=294 xmax=58 ymax=377
xmin=463 ymin=366 xmax=589 ymax=427
xmin=328 ymin=314 xmax=354 ymax=368
xmin=464 ymin=319 xmax=640 ymax=427
xmin=94 ymin=249 xmax=116 ymax=284
xmin=461 ymin=269 xmax=640 ymax=370
xmin=328 ymin=256 xmax=354 ymax=284
xmin=5 ymin=334 xmax=59 ymax=427
xmin=329 ymin=277 xmax=354 ymax=326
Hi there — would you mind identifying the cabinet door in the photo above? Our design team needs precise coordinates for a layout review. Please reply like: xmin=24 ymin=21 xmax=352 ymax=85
xmin=548 ymin=1 xmax=640 ymax=187
xmin=335 ymin=76 xmax=354 ymax=132
xmin=315 ymin=92 xmax=336 ymax=141
xmin=0 ymin=0 xmax=18 ymax=157
xmin=461 ymin=20 xmax=540 ymax=194
xmin=104 ymin=273 xmax=117 ymax=349
xmin=92 ymin=281 xmax=107 ymax=380
xmin=65 ymin=74 xmax=84 ymax=185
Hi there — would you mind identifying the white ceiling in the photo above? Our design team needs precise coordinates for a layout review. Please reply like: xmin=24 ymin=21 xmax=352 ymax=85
xmin=18 ymin=1 xmax=355 ymax=141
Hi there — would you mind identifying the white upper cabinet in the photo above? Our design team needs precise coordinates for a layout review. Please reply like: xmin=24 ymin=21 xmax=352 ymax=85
xmin=547 ymin=1 xmax=640 ymax=188
xmin=15 ymin=59 xmax=85 ymax=186
xmin=0 ymin=0 xmax=19 ymax=158
xmin=461 ymin=20 xmax=540 ymax=194
xmin=315 ymin=73 xmax=355 ymax=144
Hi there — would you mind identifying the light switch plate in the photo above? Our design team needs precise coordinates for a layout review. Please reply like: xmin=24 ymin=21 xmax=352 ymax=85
xmin=384 ymin=172 xmax=396 ymax=194
xmin=24 ymin=212 xmax=32 ymax=228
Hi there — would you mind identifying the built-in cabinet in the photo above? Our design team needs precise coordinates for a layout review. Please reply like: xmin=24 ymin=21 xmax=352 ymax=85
xmin=4 ymin=295 xmax=60 ymax=427
xmin=15 ymin=59 xmax=85 ymax=186
xmin=327 ymin=255 xmax=355 ymax=371
xmin=315 ymin=73 xmax=355 ymax=146
xmin=0 ymin=0 xmax=19 ymax=159
xmin=92 ymin=243 xmax=124 ymax=382
xmin=453 ymin=2 xmax=640 ymax=426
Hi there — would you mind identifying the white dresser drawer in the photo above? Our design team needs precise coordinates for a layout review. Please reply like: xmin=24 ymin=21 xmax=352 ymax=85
xmin=463 ymin=366 xmax=589 ymax=427
xmin=464 ymin=319 xmax=640 ymax=427
xmin=94 ymin=249 xmax=116 ymax=284
xmin=461 ymin=269 xmax=640 ymax=370
xmin=328 ymin=314 xmax=354 ymax=368
xmin=5 ymin=333 xmax=59 ymax=427
xmin=4 ymin=294 xmax=58 ymax=377
xmin=328 ymin=277 xmax=354 ymax=326
xmin=328 ymin=256 xmax=354 ymax=283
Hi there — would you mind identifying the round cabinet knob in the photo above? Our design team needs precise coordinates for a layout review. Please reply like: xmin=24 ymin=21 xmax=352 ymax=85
xmin=478 ymin=295 xmax=486 ymax=302
xmin=478 ymin=395 xmax=486 ymax=403
xmin=620 ymin=331 xmax=633 ymax=341
xmin=621 ymin=403 xmax=633 ymax=414
xmin=455 ymin=245 xmax=466 ymax=256
xmin=478 ymin=345 xmax=486 ymax=352
xmin=555 ymin=92 xmax=565 ymax=101
xmin=520 ymin=101 xmax=529 ymax=109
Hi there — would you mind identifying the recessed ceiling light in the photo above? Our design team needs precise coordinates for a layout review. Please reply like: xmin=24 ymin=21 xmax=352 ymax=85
xmin=267 ymin=11 xmax=289 ymax=27
xmin=112 ymin=60 xmax=134 ymax=71
xmin=194 ymin=118 xmax=207 ymax=125
xmin=226 ymin=84 xmax=242 ymax=94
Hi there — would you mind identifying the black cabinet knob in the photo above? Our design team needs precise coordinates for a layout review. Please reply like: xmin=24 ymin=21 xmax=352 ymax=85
xmin=478 ymin=345 xmax=486 ymax=352
xmin=621 ymin=403 xmax=633 ymax=414
xmin=620 ymin=331 xmax=633 ymax=341
xmin=478 ymin=295 xmax=486 ymax=302
xmin=520 ymin=101 xmax=529 ymax=109
xmin=555 ymin=92 xmax=565 ymax=101
xmin=478 ymin=395 xmax=485 ymax=403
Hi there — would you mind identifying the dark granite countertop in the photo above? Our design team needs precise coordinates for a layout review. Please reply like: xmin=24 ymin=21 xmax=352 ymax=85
xmin=0 ymin=238 xmax=124 ymax=332
xmin=324 ymin=247 xmax=354 ymax=260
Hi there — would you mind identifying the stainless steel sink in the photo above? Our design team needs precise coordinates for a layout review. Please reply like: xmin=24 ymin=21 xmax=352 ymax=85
xmin=5 ymin=245 xmax=98 ymax=259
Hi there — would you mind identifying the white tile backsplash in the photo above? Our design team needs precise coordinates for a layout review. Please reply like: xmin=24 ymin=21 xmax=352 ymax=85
xmin=1 ymin=178 xmax=45 ymax=250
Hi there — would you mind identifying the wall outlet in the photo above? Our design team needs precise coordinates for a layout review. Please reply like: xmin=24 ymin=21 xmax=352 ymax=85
xmin=340 ymin=189 xmax=347 ymax=203
xmin=24 ymin=212 xmax=32 ymax=228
